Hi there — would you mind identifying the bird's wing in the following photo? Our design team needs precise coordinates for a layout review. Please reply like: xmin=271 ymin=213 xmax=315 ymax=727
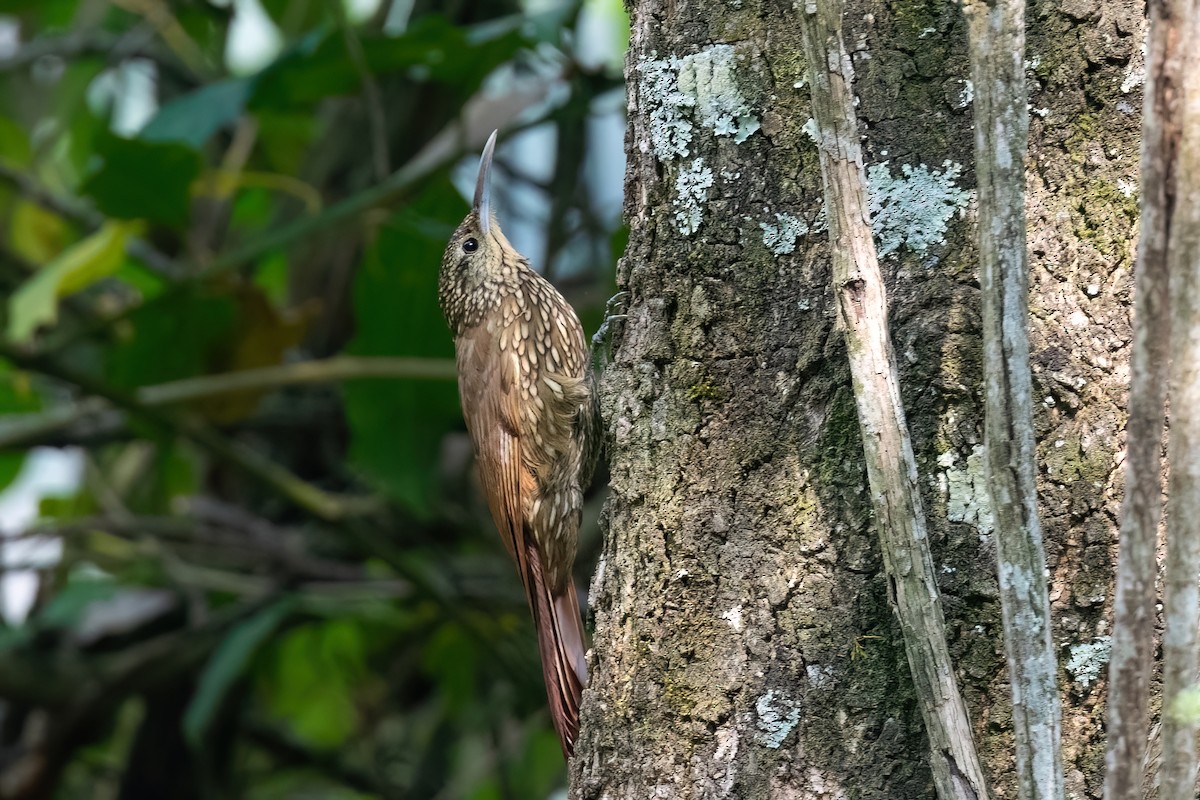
xmin=456 ymin=322 xmax=586 ymax=758
xmin=456 ymin=328 xmax=534 ymax=594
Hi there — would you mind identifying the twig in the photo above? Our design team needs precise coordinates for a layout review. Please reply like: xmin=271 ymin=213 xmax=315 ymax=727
xmin=0 ymin=397 xmax=109 ymax=449
xmin=139 ymin=355 xmax=456 ymax=405
xmin=1159 ymin=5 xmax=1200 ymax=798
xmin=109 ymin=0 xmax=214 ymax=79
xmin=0 ymin=28 xmax=197 ymax=84
xmin=1102 ymin=1 xmax=1182 ymax=798
xmin=0 ymin=343 xmax=374 ymax=523
xmin=190 ymin=118 xmax=261 ymax=259
xmin=26 ymin=514 xmax=371 ymax=584
xmin=798 ymin=2 xmax=991 ymax=798
xmin=245 ymin=723 xmax=384 ymax=795
xmin=961 ymin=0 xmax=1063 ymax=797
xmin=333 ymin=2 xmax=391 ymax=181
xmin=0 ymin=356 xmax=455 ymax=451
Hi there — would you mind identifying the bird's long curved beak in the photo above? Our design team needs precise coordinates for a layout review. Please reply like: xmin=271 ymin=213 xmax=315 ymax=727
xmin=473 ymin=130 xmax=498 ymax=237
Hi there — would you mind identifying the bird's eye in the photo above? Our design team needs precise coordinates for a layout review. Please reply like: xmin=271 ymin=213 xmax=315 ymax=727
xmin=462 ymin=238 xmax=478 ymax=253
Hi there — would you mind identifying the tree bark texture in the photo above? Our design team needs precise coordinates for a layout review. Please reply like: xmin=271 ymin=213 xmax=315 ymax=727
xmin=1158 ymin=4 xmax=1200 ymax=796
xmin=574 ymin=0 xmax=1145 ymax=796
xmin=799 ymin=0 xmax=989 ymax=796
xmin=962 ymin=0 xmax=1065 ymax=797
xmin=1102 ymin=1 xmax=1181 ymax=798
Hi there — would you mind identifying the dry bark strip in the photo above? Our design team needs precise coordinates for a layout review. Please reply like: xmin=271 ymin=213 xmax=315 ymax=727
xmin=1159 ymin=4 xmax=1200 ymax=796
xmin=797 ymin=2 xmax=990 ymax=798
xmin=1101 ymin=2 xmax=1183 ymax=798
xmin=961 ymin=1 xmax=1065 ymax=799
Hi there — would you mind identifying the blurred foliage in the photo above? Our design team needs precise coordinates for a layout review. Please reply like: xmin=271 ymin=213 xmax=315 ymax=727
xmin=0 ymin=0 xmax=626 ymax=797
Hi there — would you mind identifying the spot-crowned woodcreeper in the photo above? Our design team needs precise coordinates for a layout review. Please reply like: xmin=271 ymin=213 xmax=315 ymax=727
xmin=438 ymin=131 xmax=596 ymax=758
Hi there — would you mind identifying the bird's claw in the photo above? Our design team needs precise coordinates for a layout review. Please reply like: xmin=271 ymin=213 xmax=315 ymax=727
xmin=591 ymin=291 xmax=630 ymax=370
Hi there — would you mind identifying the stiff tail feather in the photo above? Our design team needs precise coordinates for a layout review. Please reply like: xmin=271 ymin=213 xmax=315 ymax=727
xmin=526 ymin=553 xmax=588 ymax=758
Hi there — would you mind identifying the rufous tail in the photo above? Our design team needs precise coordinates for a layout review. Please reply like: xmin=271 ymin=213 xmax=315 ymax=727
xmin=527 ymin=555 xmax=588 ymax=758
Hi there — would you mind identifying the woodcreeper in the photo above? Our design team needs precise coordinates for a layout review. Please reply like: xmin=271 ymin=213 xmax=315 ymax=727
xmin=438 ymin=131 xmax=596 ymax=758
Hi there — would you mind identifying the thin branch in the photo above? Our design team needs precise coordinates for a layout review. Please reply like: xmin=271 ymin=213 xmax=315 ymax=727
xmin=0 ymin=343 xmax=375 ymax=523
xmin=0 ymin=28 xmax=198 ymax=84
xmin=245 ymin=722 xmax=384 ymax=795
xmin=1159 ymin=3 xmax=1200 ymax=796
xmin=333 ymin=2 xmax=391 ymax=181
xmin=0 ymin=356 xmax=455 ymax=451
xmin=961 ymin=0 xmax=1064 ymax=798
xmin=27 ymin=514 xmax=372 ymax=584
xmin=798 ymin=1 xmax=991 ymax=798
xmin=0 ymin=397 xmax=110 ymax=449
xmin=1102 ymin=1 xmax=1182 ymax=797
xmin=139 ymin=355 xmax=456 ymax=405
xmin=109 ymin=0 xmax=214 ymax=79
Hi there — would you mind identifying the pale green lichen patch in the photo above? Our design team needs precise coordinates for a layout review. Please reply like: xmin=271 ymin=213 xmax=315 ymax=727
xmin=1066 ymin=636 xmax=1112 ymax=688
xmin=956 ymin=79 xmax=973 ymax=109
xmin=674 ymin=159 xmax=715 ymax=235
xmin=760 ymin=212 xmax=809 ymax=255
xmin=637 ymin=45 xmax=760 ymax=235
xmin=1169 ymin=686 xmax=1200 ymax=723
xmin=677 ymin=45 xmax=760 ymax=143
xmin=639 ymin=56 xmax=695 ymax=161
xmin=937 ymin=446 xmax=994 ymax=534
xmin=754 ymin=689 xmax=801 ymax=748
xmin=867 ymin=161 xmax=971 ymax=258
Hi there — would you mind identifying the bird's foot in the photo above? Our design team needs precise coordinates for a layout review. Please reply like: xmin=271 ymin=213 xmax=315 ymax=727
xmin=590 ymin=290 xmax=629 ymax=370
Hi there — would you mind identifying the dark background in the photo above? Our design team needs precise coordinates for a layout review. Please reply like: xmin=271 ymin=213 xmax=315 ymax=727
xmin=0 ymin=0 xmax=627 ymax=796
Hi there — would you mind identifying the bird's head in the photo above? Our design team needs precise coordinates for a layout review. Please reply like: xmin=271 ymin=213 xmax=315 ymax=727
xmin=441 ymin=130 xmax=523 ymax=288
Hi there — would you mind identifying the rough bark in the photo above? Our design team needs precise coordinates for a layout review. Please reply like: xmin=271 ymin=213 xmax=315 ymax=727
xmin=575 ymin=0 xmax=1144 ymax=796
xmin=1102 ymin=1 xmax=1181 ymax=798
xmin=799 ymin=1 xmax=990 ymax=797
xmin=962 ymin=0 xmax=1064 ymax=797
xmin=1159 ymin=5 xmax=1200 ymax=796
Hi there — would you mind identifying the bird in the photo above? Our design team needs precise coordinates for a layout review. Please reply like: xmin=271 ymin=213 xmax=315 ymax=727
xmin=437 ymin=130 xmax=595 ymax=759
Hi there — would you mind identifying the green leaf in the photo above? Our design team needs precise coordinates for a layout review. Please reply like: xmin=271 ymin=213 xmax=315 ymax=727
xmin=141 ymin=78 xmax=253 ymax=148
xmin=259 ymin=620 xmax=367 ymax=749
xmin=342 ymin=183 xmax=463 ymax=513
xmin=422 ymin=623 xmax=480 ymax=712
xmin=185 ymin=599 xmax=294 ymax=748
xmin=81 ymin=133 xmax=202 ymax=228
xmin=0 ymin=455 xmax=26 ymax=493
xmin=0 ymin=624 xmax=33 ymax=652
xmin=104 ymin=287 xmax=236 ymax=390
xmin=37 ymin=579 xmax=118 ymax=630
xmin=7 ymin=221 xmax=134 ymax=342
xmin=260 ymin=0 xmax=329 ymax=33
xmin=1 ymin=0 xmax=79 ymax=29
xmin=250 ymin=16 xmax=528 ymax=110
xmin=0 ymin=117 xmax=32 ymax=167
xmin=512 ymin=727 xmax=566 ymax=797
xmin=0 ymin=362 xmax=38 ymax=492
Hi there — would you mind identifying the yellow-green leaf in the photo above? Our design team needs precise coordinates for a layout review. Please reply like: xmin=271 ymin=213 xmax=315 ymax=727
xmin=8 ymin=221 xmax=135 ymax=342
xmin=9 ymin=201 xmax=70 ymax=265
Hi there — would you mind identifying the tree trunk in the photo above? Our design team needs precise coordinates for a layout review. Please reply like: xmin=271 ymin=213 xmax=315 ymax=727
xmin=573 ymin=0 xmax=1144 ymax=796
